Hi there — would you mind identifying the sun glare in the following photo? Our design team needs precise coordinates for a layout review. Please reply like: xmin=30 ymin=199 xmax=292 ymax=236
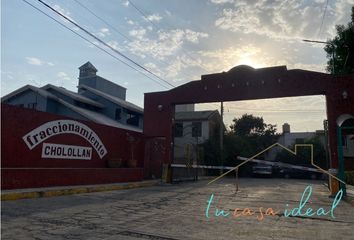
xmin=238 ymin=57 xmax=265 ymax=68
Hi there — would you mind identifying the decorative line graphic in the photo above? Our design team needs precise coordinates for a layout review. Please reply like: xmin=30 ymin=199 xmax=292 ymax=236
xmin=208 ymin=143 xmax=346 ymax=185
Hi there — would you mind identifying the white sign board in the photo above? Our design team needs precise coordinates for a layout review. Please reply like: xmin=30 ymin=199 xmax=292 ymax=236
xmin=41 ymin=143 xmax=92 ymax=160
xmin=23 ymin=120 xmax=107 ymax=159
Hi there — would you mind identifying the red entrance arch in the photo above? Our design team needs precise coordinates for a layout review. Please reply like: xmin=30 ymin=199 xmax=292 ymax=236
xmin=143 ymin=65 xmax=354 ymax=179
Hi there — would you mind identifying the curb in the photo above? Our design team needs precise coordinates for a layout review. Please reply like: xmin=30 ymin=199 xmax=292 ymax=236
xmin=1 ymin=180 xmax=159 ymax=201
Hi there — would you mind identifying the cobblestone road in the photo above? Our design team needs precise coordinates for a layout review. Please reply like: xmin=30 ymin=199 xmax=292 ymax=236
xmin=2 ymin=178 xmax=354 ymax=240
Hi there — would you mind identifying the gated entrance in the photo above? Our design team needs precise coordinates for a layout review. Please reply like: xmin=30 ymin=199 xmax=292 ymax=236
xmin=143 ymin=65 xmax=354 ymax=187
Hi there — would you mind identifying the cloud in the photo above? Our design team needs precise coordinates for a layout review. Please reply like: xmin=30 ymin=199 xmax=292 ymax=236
xmin=57 ymin=72 xmax=71 ymax=81
xmin=26 ymin=57 xmax=42 ymax=66
xmin=107 ymin=40 xmax=123 ymax=51
xmin=146 ymin=14 xmax=162 ymax=22
xmin=52 ymin=4 xmax=75 ymax=23
xmin=185 ymin=30 xmax=209 ymax=43
xmin=1 ymin=71 xmax=14 ymax=81
xmin=197 ymin=45 xmax=267 ymax=72
xmin=144 ymin=62 xmax=162 ymax=76
xmin=211 ymin=0 xmax=234 ymax=4
xmin=128 ymin=28 xmax=209 ymax=60
xmin=197 ymin=45 xmax=326 ymax=74
xmin=129 ymin=28 xmax=147 ymax=40
xmin=97 ymin=28 xmax=111 ymax=38
xmin=26 ymin=57 xmax=54 ymax=66
xmin=127 ymin=19 xmax=135 ymax=25
xmin=213 ymin=0 xmax=354 ymax=40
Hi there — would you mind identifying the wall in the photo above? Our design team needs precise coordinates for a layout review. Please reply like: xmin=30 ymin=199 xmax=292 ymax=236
xmin=79 ymin=90 xmax=117 ymax=119
xmin=96 ymin=76 xmax=126 ymax=100
xmin=175 ymin=104 xmax=195 ymax=112
xmin=173 ymin=120 xmax=209 ymax=160
xmin=79 ymin=88 xmax=143 ymax=129
xmin=3 ymin=90 xmax=47 ymax=112
xmin=79 ymin=75 xmax=126 ymax=100
xmin=279 ymin=132 xmax=316 ymax=147
xmin=1 ymin=104 xmax=145 ymax=189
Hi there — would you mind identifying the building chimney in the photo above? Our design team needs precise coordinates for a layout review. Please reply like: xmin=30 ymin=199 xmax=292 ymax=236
xmin=282 ymin=123 xmax=290 ymax=134
xmin=79 ymin=61 xmax=97 ymax=78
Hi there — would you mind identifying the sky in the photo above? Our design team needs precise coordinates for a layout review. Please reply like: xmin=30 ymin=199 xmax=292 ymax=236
xmin=1 ymin=0 xmax=354 ymax=132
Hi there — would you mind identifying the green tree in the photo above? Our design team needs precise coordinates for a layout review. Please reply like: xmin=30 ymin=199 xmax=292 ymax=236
xmin=202 ymin=114 xmax=279 ymax=176
xmin=324 ymin=6 xmax=354 ymax=74
xmin=230 ymin=114 xmax=278 ymax=150
xmin=227 ymin=114 xmax=279 ymax=174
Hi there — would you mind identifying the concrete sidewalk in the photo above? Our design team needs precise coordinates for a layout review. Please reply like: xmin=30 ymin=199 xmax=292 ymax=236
xmin=1 ymin=180 xmax=160 ymax=201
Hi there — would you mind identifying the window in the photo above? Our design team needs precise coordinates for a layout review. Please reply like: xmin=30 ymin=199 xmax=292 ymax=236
xmin=126 ymin=112 xmax=139 ymax=126
xmin=192 ymin=122 xmax=202 ymax=137
xmin=27 ymin=103 xmax=37 ymax=109
xmin=174 ymin=122 xmax=183 ymax=137
xmin=115 ymin=108 xmax=121 ymax=120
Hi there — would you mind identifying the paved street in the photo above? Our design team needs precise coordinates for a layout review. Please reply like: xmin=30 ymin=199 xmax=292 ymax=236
xmin=2 ymin=178 xmax=354 ymax=240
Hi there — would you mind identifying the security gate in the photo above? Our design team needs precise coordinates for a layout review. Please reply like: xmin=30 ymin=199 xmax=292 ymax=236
xmin=171 ymin=143 xmax=199 ymax=182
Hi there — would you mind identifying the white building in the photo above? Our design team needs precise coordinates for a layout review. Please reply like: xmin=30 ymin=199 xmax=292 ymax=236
xmin=266 ymin=123 xmax=325 ymax=160
xmin=173 ymin=110 xmax=222 ymax=163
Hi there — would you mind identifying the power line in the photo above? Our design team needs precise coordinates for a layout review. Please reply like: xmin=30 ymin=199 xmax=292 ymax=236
xmin=127 ymin=0 xmax=210 ymax=73
xmin=73 ymin=0 xmax=132 ymax=42
xmin=21 ymin=0 xmax=170 ymax=89
xmin=127 ymin=0 xmax=222 ymax=111
xmin=36 ymin=0 xmax=175 ymax=88
xmin=73 ymin=0 xmax=195 ymax=80
xmin=318 ymin=0 xmax=329 ymax=38
xmin=128 ymin=0 xmax=223 ymax=111
xmin=128 ymin=0 xmax=159 ymax=29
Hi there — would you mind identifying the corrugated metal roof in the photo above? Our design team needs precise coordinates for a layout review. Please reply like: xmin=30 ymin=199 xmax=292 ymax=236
xmin=1 ymin=85 xmax=141 ymax=132
xmin=56 ymin=99 xmax=142 ymax=132
xmin=42 ymin=84 xmax=104 ymax=108
xmin=78 ymin=84 xmax=143 ymax=113
xmin=1 ymin=85 xmax=57 ymax=102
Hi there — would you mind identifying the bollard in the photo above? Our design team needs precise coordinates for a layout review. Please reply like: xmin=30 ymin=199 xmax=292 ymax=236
xmin=328 ymin=168 xmax=339 ymax=197
xmin=162 ymin=164 xmax=172 ymax=183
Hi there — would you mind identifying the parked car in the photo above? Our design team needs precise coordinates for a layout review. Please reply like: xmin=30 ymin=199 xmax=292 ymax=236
xmin=252 ymin=164 xmax=273 ymax=177
xmin=279 ymin=167 xmax=323 ymax=179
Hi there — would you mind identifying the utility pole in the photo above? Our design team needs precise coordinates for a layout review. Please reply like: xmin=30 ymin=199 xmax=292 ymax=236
xmin=220 ymin=101 xmax=224 ymax=174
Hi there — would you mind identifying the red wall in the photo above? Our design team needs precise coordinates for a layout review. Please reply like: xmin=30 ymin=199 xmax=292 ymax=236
xmin=1 ymin=104 xmax=145 ymax=189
